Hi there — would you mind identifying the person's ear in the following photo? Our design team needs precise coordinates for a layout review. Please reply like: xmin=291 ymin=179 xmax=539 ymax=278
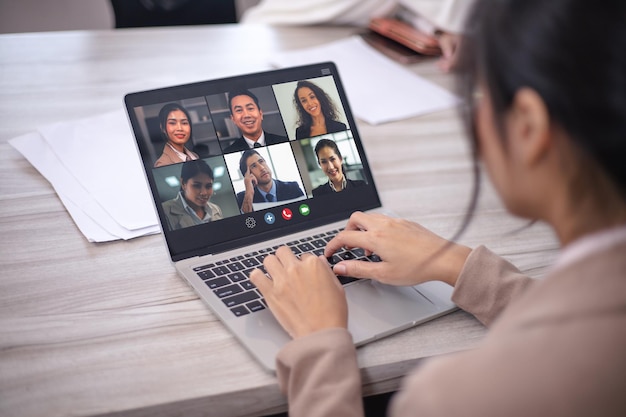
xmin=509 ymin=88 xmax=551 ymax=167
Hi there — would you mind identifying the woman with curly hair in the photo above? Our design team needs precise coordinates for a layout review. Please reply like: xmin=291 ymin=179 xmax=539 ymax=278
xmin=293 ymin=80 xmax=347 ymax=139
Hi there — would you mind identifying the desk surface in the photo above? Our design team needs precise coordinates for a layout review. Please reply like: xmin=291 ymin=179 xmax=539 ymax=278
xmin=0 ymin=25 xmax=559 ymax=417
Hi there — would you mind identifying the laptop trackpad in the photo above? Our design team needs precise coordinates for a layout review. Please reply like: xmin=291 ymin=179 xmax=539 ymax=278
xmin=345 ymin=280 xmax=437 ymax=343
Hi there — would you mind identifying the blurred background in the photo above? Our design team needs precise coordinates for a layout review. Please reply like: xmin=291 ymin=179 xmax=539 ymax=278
xmin=0 ymin=0 xmax=261 ymax=33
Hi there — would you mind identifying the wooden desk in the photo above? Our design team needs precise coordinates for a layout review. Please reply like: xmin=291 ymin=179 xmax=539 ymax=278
xmin=0 ymin=25 xmax=559 ymax=417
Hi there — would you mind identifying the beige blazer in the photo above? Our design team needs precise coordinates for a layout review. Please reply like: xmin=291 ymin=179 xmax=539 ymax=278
xmin=154 ymin=143 xmax=198 ymax=168
xmin=276 ymin=242 xmax=626 ymax=416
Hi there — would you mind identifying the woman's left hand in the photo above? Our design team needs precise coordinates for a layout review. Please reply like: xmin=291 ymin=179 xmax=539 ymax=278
xmin=249 ymin=246 xmax=348 ymax=339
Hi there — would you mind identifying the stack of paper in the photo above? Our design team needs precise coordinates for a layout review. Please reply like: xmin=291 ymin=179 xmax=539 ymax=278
xmin=9 ymin=110 xmax=160 ymax=242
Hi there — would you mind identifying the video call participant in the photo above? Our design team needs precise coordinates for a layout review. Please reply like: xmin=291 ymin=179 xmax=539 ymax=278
xmin=312 ymin=139 xmax=365 ymax=196
xmin=222 ymin=89 xmax=288 ymax=153
xmin=294 ymin=81 xmax=347 ymax=139
xmin=237 ymin=149 xmax=304 ymax=213
xmin=154 ymin=103 xmax=199 ymax=167
xmin=162 ymin=159 xmax=223 ymax=230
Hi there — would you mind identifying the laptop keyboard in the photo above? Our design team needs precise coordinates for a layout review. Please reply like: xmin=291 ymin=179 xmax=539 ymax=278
xmin=192 ymin=228 xmax=382 ymax=317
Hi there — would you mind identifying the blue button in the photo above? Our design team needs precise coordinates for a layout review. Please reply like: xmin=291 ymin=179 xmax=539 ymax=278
xmin=264 ymin=212 xmax=276 ymax=225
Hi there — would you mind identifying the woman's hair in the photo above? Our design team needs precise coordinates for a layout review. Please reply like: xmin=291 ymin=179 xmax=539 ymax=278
xmin=463 ymin=0 xmax=626 ymax=196
xmin=158 ymin=102 xmax=193 ymax=142
xmin=293 ymin=81 xmax=341 ymax=130
xmin=180 ymin=159 xmax=214 ymax=187
xmin=314 ymin=138 xmax=345 ymax=175
xmin=453 ymin=0 xmax=626 ymax=240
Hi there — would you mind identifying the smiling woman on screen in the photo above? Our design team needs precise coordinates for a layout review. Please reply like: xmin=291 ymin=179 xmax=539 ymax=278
xmin=154 ymin=102 xmax=198 ymax=168
xmin=293 ymin=81 xmax=347 ymax=139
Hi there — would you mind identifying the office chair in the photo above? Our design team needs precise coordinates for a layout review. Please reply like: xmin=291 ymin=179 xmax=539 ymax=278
xmin=110 ymin=0 xmax=237 ymax=28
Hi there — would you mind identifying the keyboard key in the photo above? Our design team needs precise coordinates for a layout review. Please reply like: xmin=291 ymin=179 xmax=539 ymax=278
xmin=289 ymin=246 xmax=302 ymax=255
xmin=368 ymin=254 xmax=382 ymax=262
xmin=230 ymin=305 xmax=250 ymax=317
xmin=242 ymin=258 xmax=260 ymax=268
xmin=227 ymin=262 xmax=245 ymax=272
xmin=214 ymin=284 xmax=243 ymax=298
xmin=241 ymin=280 xmax=256 ymax=290
xmin=311 ymin=239 xmax=326 ymax=248
xmin=211 ymin=265 xmax=231 ymax=276
xmin=327 ymin=254 xmax=342 ymax=265
xmin=246 ymin=300 xmax=265 ymax=312
xmin=222 ymin=290 xmax=260 ymax=308
xmin=197 ymin=269 xmax=216 ymax=280
xmin=244 ymin=266 xmax=266 ymax=278
xmin=228 ymin=272 xmax=246 ymax=282
xmin=338 ymin=276 xmax=359 ymax=285
xmin=338 ymin=251 xmax=358 ymax=261
xmin=193 ymin=263 xmax=214 ymax=272
xmin=297 ymin=242 xmax=315 ymax=252
xmin=204 ymin=276 xmax=231 ymax=289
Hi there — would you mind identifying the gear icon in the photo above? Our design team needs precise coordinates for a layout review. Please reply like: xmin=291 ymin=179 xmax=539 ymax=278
xmin=245 ymin=217 xmax=256 ymax=229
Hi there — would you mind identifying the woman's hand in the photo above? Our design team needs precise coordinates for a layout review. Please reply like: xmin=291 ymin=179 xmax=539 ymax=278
xmin=325 ymin=212 xmax=471 ymax=287
xmin=249 ymin=246 xmax=348 ymax=339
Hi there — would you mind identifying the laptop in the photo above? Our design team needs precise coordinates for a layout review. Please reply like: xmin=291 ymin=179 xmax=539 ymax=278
xmin=124 ymin=62 xmax=457 ymax=372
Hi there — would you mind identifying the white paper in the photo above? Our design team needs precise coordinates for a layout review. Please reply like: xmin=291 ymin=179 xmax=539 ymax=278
xmin=9 ymin=112 xmax=160 ymax=242
xmin=38 ymin=110 xmax=157 ymax=231
xmin=271 ymin=36 xmax=459 ymax=125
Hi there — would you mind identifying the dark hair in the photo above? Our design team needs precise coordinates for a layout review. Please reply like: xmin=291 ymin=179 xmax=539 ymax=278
xmin=228 ymin=89 xmax=260 ymax=114
xmin=461 ymin=0 xmax=626 ymax=199
xmin=293 ymin=80 xmax=341 ymax=131
xmin=158 ymin=102 xmax=193 ymax=142
xmin=239 ymin=149 xmax=261 ymax=176
xmin=180 ymin=159 xmax=214 ymax=187
xmin=451 ymin=0 xmax=626 ymax=242
xmin=314 ymin=138 xmax=345 ymax=175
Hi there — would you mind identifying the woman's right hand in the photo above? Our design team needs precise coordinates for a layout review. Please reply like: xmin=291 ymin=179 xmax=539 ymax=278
xmin=324 ymin=212 xmax=471 ymax=287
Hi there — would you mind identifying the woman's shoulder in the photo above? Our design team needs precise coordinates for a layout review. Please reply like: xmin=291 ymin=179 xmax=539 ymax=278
xmin=162 ymin=195 xmax=184 ymax=213
xmin=346 ymin=178 xmax=366 ymax=188
xmin=295 ymin=125 xmax=308 ymax=139
xmin=327 ymin=119 xmax=347 ymax=133
xmin=208 ymin=200 xmax=223 ymax=218
xmin=312 ymin=182 xmax=332 ymax=197
xmin=154 ymin=145 xmax=177 ymax=167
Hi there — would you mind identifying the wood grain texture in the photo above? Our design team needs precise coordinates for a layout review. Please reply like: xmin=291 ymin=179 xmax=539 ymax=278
xmin=0 ymin=25 xmax=559 ymax=417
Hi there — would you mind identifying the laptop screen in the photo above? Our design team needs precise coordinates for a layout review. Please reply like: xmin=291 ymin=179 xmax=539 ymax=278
xmin=125 ymin=63 xmax=381 ymax=261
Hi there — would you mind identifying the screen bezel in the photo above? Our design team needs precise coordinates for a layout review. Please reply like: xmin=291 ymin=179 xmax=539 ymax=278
xmin=124 ymin=62 xmax=381 ymax=261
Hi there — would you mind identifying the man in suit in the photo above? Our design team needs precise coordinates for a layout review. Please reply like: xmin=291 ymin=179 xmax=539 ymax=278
xmin=237 ymin=149 xmax=304 ymax=213
xmin=222 ymin=89 xmax=288 ymax=153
